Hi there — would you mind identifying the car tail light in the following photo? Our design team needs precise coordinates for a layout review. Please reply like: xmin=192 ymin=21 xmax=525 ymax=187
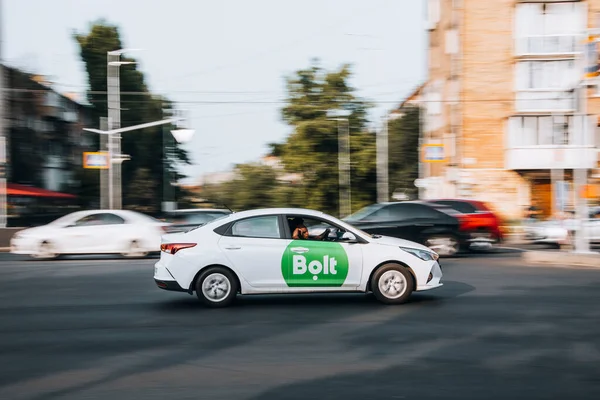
xmin=455 ymin=215 xmax=469 ymax=231
xmin=160 ymin=243 xmax=196 ymax=255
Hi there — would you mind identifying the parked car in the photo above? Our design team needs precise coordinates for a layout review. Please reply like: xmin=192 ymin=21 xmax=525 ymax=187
xmin=10 ymin=210 xmax=169 ymax=259
xmin=163 ymin=209 xmax=231 ymax=233
xmin=426 ymin=199 xmax=503 ymax=249
xmin=523 ymin=212 xmax=600 ymax=247
xmin=342 ymin=201 xmax=467 ymax=257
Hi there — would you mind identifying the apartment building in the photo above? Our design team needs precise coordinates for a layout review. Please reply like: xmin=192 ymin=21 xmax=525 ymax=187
xmin=421 ymin=0 xmax=600 ymax=220
xmin=4 ymin=66 xmax=94 ymax=192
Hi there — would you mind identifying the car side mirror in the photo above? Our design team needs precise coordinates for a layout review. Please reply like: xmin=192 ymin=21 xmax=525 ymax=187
xmin=340 ymin=232 xmax=357 ymax=242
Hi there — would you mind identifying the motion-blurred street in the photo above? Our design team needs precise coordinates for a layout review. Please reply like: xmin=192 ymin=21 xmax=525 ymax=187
xmin=1 ymin=250 xmax=599 ymax=400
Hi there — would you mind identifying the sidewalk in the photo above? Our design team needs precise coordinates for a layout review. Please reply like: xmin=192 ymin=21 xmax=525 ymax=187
xmin=504 ymin=232 xmax=600 ymax=268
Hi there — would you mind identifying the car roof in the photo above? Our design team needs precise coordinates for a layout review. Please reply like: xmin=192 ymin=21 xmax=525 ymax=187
xmin=168 ymin=209 xmax=231 ymax=213
xmin=377 ymin=200 xmax=452 ymax=207
xmin=224 ymin=208 xmax=327 ymax=219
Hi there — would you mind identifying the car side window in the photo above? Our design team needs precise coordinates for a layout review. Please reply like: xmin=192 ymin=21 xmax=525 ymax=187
xmin=286 ymin=215 xmax=350 ymax=242
xmin=230 ymin=216 xmax=282 ymax=239
xmin=410 ymin=204 xmax=444 ymax=219
xmin=435 ymin=201 xmax=476 ymax=214
xmin=73 ymin=213 xmax=125 ymax=226
xmin=101 ymin=213 xmax=126 ymax=225
xmin=368 ymin=204 xmax=413 ymax=221
xmin=73 ymin=214 xmax=105 ymax=226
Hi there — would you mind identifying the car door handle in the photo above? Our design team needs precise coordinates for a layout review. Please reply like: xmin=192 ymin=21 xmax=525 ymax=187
xmin=291 ymin=247 xmax=309 ymax=254
xmin=415 ymin=223 xmax=433 ymax=227
xmin=224 ymin=245 xmax=241 ymax=250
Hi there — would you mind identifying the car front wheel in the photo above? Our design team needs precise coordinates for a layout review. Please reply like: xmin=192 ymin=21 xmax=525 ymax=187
xmin=195 ymin=267 xmax=238 ymax=308
xmin=371 ymin=263 xmax=414 ymax=305
xmin=425 ymin=234 xmax=459 ymax=257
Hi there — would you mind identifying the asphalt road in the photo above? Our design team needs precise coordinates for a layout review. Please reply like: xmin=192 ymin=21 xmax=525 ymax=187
xmin=1 ymin=251 xmax=599 ymax=400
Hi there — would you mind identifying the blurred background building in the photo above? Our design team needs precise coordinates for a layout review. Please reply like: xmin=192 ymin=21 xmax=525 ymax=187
xmin=2 ymin=65 xmax=94 ymax=225
xmin=418 ymin=0 xmax=600 ymax=220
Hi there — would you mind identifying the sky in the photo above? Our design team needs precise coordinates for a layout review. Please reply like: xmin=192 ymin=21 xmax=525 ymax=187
xmin=4 ymin=0 xmax=427 ymax=185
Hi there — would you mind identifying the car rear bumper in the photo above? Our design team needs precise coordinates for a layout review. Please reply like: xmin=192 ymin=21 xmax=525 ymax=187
xmin=154 ymin=279 xmax=187 ymax=292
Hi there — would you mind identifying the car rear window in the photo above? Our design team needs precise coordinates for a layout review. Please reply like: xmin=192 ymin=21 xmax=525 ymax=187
xmin=432 ymin=201 xmax=478 ymax=214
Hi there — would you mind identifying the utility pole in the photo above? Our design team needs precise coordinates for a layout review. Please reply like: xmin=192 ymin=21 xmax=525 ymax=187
xmin=0 ymin=0 xmax=7 ymax=228
xmin=338 ymin=117 xmax=351 ymax=218
xmin=574 ymin=29 xmax=594 ymax=253
xmin=377 ymin=114 xmax=389 ymax=203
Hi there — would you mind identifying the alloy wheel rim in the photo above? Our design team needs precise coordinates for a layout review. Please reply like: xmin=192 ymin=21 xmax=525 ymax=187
xmin=201 ymin=273 xmax=231 ymax=302
xmin=378 ymin=270 xmax=407 ymax=299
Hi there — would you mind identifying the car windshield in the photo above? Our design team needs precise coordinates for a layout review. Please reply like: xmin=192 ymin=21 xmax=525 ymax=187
xmin=343 ymin=204 xmax=384 ymax=223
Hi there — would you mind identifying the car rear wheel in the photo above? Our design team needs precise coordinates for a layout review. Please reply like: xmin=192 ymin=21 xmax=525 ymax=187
xmin=371 ymin=264 xmax=414 ymax=305
xmin=121 ymin=241 xmax=149 ymax=258
xmin=196 ymin=267 xmax=238 ymax=308
xmin=425 ymin=235 xmax=459 ymax=257
xmin=32 ymin=241 xmax=59 ymax=260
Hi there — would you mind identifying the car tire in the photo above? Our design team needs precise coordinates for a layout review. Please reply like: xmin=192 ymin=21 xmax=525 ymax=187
xmin=371 ymin=263 xmax=414 ymax=305
xmin=424 ymin=234 xmax=460 ymax=257
xmin=121 ymin=240 xmax=149 ymax=258
xmin=195 ymin=267 xmax=238 ymax=308
xmin=31 ymin=241 xmax=59 ymax=260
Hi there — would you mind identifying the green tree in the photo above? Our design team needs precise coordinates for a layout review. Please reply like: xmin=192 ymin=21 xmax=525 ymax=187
xmin=276 ymin=61 xmax=374 ymax=216
xmin=74 ymin=21 xmax=190 ymax=213
xmin=388 ymin=106 xmax=421 ymax=199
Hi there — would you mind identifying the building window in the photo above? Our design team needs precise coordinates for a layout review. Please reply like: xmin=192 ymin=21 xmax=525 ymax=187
xmin=508 ymin=115 xmax=594 ymax=147
xmin=514 ymin=2 xmax=584 ymax=55
xmin=427 ymin=0 xmax=441 ymax=30
xmin=515 ymin=60 xmax=576 ymax=91
xmin=445 ymin=29 xmax=459 ymax=55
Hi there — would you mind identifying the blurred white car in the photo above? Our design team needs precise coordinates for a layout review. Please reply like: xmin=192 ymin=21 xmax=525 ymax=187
xmin=524 ymin=217 xmax=600 ymax=247
xmin=10 ymin=210 xmax=169 ymax=259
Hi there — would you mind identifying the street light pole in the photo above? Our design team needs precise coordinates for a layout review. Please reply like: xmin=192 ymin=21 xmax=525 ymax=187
xmin=107 ymin=49 xmax=138 ymax=209
xmin=337 ymin=117 xmax=351 ymax=218
xmin=377 ymin=113 xmax=390 ymax=203
xmin=327 ymin=109 xmax=352 ymax=218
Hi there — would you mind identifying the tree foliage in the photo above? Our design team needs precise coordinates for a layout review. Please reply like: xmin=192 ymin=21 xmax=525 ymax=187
xmin=388 ymin=106 xmax=421 ymax=199
xmin=200 ymin=61 xmax=422 ymax=216
xmin=202 ymin=61 xmax=377 ymax=217
xmin=73 ymin=21 xmax=190 ymax=213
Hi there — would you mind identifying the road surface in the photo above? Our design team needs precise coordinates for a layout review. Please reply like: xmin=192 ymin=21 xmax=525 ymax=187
xmin=0 ymin=251 xmax=599 ymax=399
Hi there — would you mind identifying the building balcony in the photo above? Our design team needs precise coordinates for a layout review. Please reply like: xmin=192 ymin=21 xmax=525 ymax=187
xmin=515 ymin=34 xmax=579 ymax=57
xmin=515 ymin=90 xmax=576 ymax=113
xmin=505 ymin=115 xmax=599 ymax=170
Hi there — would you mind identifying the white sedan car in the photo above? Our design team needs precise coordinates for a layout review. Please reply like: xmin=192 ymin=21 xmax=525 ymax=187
xmin=154 ymin=208 xmax=443 ymax=307
xmin=11 ymin=209 xmax=168 ymax=259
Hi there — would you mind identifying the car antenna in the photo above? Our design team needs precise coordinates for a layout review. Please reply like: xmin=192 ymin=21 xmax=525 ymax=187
xmin=222 ymin=203 xmax=234 ymax=213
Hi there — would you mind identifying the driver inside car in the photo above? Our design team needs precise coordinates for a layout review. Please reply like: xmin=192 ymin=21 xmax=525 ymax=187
xmin=290 ymin=217 xmax=330 ymax=241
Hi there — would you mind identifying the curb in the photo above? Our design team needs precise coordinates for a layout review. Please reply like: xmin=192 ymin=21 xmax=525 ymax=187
xmin=522 ymin=250 xmax=600 ymax=268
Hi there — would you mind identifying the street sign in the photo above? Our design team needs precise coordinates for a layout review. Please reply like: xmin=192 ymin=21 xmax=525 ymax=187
xmin=83 ymin=152 xmax=109 ymax=169
xmin=422 ymin=144 xmax=446 ymax=163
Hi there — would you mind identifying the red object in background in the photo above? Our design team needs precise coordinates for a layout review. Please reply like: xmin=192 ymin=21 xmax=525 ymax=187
xmin=426 ymin=199 xmax=503 ymax=242
xmin=7 ymin=183 xmax=77 ymax=199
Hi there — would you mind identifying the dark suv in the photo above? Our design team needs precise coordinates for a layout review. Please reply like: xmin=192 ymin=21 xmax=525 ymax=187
xmin=343 ymin=201 xmax=467 ymax=256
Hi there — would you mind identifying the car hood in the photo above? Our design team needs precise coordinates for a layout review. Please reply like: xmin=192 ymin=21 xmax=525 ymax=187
xmin=14 ymin=225 xmax=56 ymax=237
xmin=367 ymin=234 xmax=434 ymax=253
